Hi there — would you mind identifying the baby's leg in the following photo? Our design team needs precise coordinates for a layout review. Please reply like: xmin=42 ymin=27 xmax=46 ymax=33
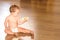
xmin=5 ymin=28 xmax=14 ymax=34
xmin=18 ymin=27 xmax=33 ymax=33
xmin=17 ymin=27 xmax=34 ymax=39
xmin=5 ymin=34 xmax=15 ymax=40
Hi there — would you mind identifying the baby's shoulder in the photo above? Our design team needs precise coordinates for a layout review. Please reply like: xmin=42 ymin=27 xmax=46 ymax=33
xmin=5 ymin=15 xmax=11 ymax=20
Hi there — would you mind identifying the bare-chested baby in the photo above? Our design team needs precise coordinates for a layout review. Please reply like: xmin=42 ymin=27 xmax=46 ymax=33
xmin=4 ymin=5 xmax=34 ymax=37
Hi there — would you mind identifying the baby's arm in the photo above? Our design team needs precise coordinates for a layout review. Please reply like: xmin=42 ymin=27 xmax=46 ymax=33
xmin=18 ymin=17 xmax=29 ymax=25
xmin=4 ymin=17 xmax=9 ymax=33
xmin=4 ymin=17 xmax=8 ymax=28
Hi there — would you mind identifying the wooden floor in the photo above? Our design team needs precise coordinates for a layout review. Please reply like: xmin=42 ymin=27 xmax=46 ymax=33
xmin=20 ymin=0 xmax=60 ymax=40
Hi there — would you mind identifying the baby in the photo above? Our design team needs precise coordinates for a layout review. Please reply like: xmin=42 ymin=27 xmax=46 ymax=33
xmin=4 ymin=5 xmax=34 ymax=35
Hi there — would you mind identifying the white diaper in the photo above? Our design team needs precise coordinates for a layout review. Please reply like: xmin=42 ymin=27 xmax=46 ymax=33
xmin=11 ymin=28 xmax=18 ymax=32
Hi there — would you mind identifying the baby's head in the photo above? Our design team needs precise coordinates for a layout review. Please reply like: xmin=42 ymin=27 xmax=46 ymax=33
xmin=9 ymin=5 xmax=20 ymax=16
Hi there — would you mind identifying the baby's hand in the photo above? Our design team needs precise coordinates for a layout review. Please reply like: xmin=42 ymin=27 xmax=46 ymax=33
xmin=22 ymin=17 xmax=29 ymax=21
xmin=24 ymin=17 xmax=29 ymax=20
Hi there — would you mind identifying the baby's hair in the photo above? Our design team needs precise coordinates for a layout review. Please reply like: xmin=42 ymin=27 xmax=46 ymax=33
xmin=9 ymin=5 xmax=20 ymax=13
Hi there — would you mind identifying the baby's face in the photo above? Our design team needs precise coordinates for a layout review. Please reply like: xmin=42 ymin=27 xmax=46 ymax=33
xmin=12 ymin=8 xmax=20 ymax=16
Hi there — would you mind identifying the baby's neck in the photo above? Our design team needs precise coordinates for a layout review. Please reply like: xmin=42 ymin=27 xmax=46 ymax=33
xmin=10 ymin=14 xmax=17 ymax=17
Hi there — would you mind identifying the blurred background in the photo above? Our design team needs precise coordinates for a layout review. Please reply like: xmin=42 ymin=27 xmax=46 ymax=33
xmin=0 ymin=0 xmax=60 ymax=40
